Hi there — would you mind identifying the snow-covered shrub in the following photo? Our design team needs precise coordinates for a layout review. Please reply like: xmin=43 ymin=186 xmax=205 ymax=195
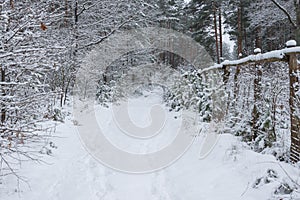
xmin=96 ymin=79 xmax=125 ymax=106
xmin=96 ymin=82 xmax=114 ymax=106
xmin=165 ymin=70 xmax=212 ymax=122
xmin=274 ymin=182 xmax=294 ymax=195
xmin=52 ymin=108 xmax=64 ymax=122
xmin=252 ymin=169 xmax=279 ymax=188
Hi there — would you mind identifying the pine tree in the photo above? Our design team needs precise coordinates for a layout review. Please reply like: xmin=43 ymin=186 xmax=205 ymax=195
xmin=166 ymin=70 xmax=212 ymax=122
xmin=187 ymin=0 xmax=215 ymax=58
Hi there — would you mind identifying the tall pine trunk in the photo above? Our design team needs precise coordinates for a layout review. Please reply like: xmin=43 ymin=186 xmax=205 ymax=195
xmin=213 ymin=2 xmax=220 ymax=64
xmin=237 ymin=6 xmax=243 ymax=57
xmin=219 ymin=7 xmax=223 ymax=60
xmin=1 ymin=67 xmax=5 ymax=124
xmin=232 ymin=4 xmax=243 ymax=108
xmin=65 ymin=0 xmax=69 ymax=26
xmin=288 ymin=51 xmax=300 ymax=163
xmin=295 ymin=0 xmax=300 ymax=44
xmin=255 ymin=26 xmax=262 ymax=49
xmin=252 ymin=63 xmax=262 ymax=142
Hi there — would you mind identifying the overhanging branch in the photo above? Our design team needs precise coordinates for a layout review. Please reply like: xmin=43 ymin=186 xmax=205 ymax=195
xmin=77 ymin=18 xmax=133 ymax=50
xmin=271 ymin=0 xmax=297 ymax=28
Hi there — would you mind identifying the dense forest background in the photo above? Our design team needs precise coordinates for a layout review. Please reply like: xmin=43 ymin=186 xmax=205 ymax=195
xmin=1 ymin=0 xmax=300 ymax=179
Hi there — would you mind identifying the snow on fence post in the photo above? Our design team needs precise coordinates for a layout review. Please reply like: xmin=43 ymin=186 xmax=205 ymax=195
xmin=286 ymin=40 xmax=300 ymax=163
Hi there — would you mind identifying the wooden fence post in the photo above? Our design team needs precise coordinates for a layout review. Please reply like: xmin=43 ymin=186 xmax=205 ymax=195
xmin=286 ymin=41 xmax=300 ymax=163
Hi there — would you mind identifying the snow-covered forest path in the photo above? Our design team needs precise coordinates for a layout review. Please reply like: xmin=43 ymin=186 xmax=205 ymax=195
xmin=1 ymin=91 xmax=300 ymax=200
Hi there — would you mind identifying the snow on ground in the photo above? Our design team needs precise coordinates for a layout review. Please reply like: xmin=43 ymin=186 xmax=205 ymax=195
xmin=1 ymin=90 xmax=300 ymax=200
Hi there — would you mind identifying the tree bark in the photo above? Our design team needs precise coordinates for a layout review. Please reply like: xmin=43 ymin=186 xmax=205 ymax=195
xmin=219 ymin=7 xmax=223 ymax=60
xmin=233 ymin=66 xmax=240 ymax=104
xmin=10 ymin=0 xmax=14 ymax=9
xmin=65 ymin=0 xmax=69 ymax=26
xmin=287 ymin=52 xmax=300 ymax=163
xmin=1 ymin=67 xmax=5 ymax=124
xmin=237 ymin=6 xmax=243 ymax=57
xmin=213 ymin=2 xmax=220 ymax=64
xmin=251 ymin=63 xmax=262 ymax=141
xmin=75 ymin=1 xmax=78 ymax=24
xmin=255 ymin=26 xmax=262 ymax=49
xmin=296 ymin=0 xmax=300 ymax=45
xmin=232 ymin=4 xmax=243 ymax=110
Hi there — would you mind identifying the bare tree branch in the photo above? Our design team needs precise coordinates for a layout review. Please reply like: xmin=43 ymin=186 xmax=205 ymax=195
xmin=77 ymin=18 xmax=133 ymax=50
xmin=271 ymin=0 xmax=297 ymax=28
xmin=77 ymin=1 xmax=101 ymax=18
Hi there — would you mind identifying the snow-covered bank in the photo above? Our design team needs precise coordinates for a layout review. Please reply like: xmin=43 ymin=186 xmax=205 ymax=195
xmin=1 ymin=93 xmax=299 ymax=200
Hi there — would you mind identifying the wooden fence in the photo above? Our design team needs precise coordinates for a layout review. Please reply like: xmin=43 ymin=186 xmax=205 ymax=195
xmin=207 ymin=41 xmax=300 ymax=163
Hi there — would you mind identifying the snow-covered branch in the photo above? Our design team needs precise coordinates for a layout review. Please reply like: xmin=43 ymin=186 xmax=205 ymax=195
xmin=270 ymin=0 xmax=297 ymax=28
xmin=201 ymin=46 xmax=300 ymax=71
xmin=77 ymin=17 xmax=133 ymax=50
xmin=77 ymin=1 xmax=101 ymax=18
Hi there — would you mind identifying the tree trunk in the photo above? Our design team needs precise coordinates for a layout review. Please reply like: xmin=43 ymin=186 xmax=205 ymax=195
xmin=255 ymin=26 xmax=262 ymax=49
xmin=233 ymin=66 xmax=240 ymax=104
xmin=75 ymin=1 xmax=79 ymax=24
xmin=237 ymin=6 xmax=243 ymax=57
xmin=65 ymin=0 xmax=69 ymax=26
xmin=60 ymin=70 xmax=65 ymax=107
xmin=233 ymin=5 xmax=243 ymax=109
xmin=287 ymin=52 xmax=300 ymax=163
xmin=64 ymin=77 xmax=72 ymax=105
xmin=251 ymin=63 xmax=262 ymax=141
xmin=1 ymin=67 xmax=5 ymax=124
xmin=295 ymin=0 xmax=300 ymax=45
xmin=10 ymin=0 xmax=14 ymax=9
xmin=219 ymin=7 xmax=223 ymax=60
xmin=213 ymin=2 xmax=220 ymax=64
